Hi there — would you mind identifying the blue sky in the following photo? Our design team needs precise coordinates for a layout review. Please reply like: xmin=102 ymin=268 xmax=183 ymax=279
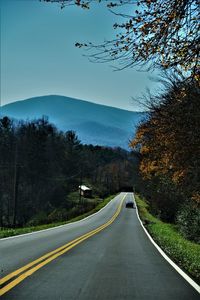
xmin=1 ymin=0 xmax=161 ymax=111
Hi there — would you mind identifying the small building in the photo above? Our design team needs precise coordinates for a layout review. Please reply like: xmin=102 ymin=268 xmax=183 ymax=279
xmin=79 ymin=185 xmax=92 ymax=198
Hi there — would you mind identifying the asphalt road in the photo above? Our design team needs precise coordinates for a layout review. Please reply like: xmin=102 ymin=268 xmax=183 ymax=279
xmin=0 ymin=192 xmax=199 ymax=299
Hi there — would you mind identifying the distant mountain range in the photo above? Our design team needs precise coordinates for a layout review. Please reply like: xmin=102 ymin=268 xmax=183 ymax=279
xmin=0 ymin=95 xmax=145 ymax=149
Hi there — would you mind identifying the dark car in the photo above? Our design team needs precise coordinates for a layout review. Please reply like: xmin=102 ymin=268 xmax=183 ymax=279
xmin=125 ymin=200 xmax=135 ymax=208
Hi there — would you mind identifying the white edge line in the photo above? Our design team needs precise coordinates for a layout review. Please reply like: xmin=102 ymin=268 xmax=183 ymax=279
xmin=134 ymin=194 xmax=200 ymax=294
xmin=0 ymin=193 xmax=122 ymax=241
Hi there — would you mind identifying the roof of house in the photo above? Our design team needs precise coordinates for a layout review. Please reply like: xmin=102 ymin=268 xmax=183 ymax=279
xmin=79 ymin=185 xmax=91 ymax=191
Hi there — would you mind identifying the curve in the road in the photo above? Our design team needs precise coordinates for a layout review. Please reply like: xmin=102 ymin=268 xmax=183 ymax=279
xmin=0 ymin=194 xmax=126 ymax=296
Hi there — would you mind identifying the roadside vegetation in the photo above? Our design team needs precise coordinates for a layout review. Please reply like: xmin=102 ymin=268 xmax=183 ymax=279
xmin=135 ymin=195 xmax=200 ymax=284
xmin=0 ymin=194 xmax=115 ymax=239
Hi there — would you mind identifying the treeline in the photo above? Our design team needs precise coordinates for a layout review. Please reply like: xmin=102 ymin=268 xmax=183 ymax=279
xmin=0 ymin=116 xmax=137 ymax=228
xmin=130 ymin=78 xmax=200 ymax=243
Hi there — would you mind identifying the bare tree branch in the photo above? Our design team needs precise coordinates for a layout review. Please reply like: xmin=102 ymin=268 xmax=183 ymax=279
xmin=43 ymin=0 xmax=200 ymax=79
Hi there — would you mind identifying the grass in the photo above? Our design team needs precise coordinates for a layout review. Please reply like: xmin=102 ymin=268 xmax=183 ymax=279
xmin=0 ymin=194 xmax=116 ymax=239
xmin=135 ymin=194 xmax=200 ymax=284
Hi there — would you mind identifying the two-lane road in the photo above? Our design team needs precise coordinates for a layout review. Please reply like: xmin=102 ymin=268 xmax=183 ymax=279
xmin=0 ymin=193 xmax=199 ymax=299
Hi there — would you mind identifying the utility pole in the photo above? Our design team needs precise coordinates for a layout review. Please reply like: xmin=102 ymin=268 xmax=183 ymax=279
xmin=12 ymin=142 xmax=19 ymax=227
xmin=0 ymin=184 xmax=2 ymax=228
xmin=79 ymin=167 xmax=82 ymax=205
xmin=0 ymin=164 xmax=12 ymax=227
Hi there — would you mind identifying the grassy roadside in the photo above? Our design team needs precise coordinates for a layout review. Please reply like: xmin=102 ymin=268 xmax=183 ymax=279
xmin=135 ymin=194 xmax=200 ymax=284
xmin=0 ymin=194 xmax=116 ymax=239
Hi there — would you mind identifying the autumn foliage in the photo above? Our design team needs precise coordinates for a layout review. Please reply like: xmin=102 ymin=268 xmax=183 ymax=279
xmin=130 ymin=77 xmax=200 ymax=241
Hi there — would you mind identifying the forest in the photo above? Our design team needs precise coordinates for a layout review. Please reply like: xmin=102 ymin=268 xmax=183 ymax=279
xmin=0 ymin=116 xmax=138 ymax=228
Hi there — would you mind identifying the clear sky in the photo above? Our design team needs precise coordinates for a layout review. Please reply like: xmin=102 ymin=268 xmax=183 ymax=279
xmin=1 ymin=0 xmax=161 ymax=111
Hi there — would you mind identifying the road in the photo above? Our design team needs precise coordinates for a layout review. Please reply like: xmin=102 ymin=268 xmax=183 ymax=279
xmin=0 ymin=192 xmax=199 ymax=299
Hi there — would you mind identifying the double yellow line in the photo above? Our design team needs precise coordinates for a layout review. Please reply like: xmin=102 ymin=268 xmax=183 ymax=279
xmin=0 ymin=194 xmax=126 ymax=296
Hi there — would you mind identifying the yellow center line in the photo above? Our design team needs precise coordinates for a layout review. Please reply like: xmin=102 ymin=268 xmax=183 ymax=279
xmin=0 ymin=193 xmax=126 ymax=296
xmin=1 ymin=219 xmax=110 ymax=285
xmin=1 ymin=198 xmax=123 ymax=286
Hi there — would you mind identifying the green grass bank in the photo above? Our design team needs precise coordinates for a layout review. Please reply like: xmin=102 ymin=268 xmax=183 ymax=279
xmin=135 ymin=195 xmax=200 ymax=284
xmin=0 ymin=194 xmax=116 ymax=239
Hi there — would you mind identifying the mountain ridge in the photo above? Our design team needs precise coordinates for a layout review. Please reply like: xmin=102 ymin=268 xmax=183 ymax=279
xmin=0 ymin=95 xmax=145 ymax=149
xmin=2 ymin=95 xmax=144 ymax=113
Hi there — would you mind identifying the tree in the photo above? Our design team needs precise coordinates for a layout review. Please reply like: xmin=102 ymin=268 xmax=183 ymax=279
xmin=0 ymin=117 xmax=16 ymax=226
xmin=129 ymin=77 xmax=200 ymax=226
xmin=43 ymin=0 xmax=199 ymax=79
xmin=130 ymin=78 xmax=200 ymax=194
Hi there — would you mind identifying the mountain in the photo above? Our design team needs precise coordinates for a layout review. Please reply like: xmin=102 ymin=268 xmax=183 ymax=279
xmin=0 ymin=95 xmax=145 ymax=149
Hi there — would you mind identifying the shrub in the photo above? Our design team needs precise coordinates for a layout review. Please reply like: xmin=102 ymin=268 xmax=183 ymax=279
xmin=176 ymin=202 xmax=200 ymax=243
xmin=48 ymin=208 xmax=69 ymax=223
xmin=27 ymin=211 xmax=49 ymax=226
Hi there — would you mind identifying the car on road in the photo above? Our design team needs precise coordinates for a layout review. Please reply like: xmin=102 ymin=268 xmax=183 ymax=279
xmin=125 ymin=199 xmax=135 ymax=208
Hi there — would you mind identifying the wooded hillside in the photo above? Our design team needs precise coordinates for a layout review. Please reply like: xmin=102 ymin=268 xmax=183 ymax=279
xmin=0 ymin=117 xmax=138 ymax=228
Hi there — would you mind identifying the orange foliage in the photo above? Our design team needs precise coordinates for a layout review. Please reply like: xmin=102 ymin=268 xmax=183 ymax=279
xmin=130 ymin=78 xmax=200 ymax=201
xmin=191 ymin=193 xmax=200 ymax=204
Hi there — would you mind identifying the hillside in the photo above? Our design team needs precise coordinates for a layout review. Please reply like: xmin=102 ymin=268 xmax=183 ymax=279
xmin=0 ymin=95 xmax=145 ymax=149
